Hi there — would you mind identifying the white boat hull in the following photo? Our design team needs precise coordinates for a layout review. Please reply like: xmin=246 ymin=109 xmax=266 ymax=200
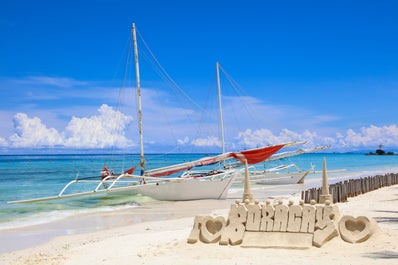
xmin=137 ymin=174 xmax=236 ymax=201
xmin=252 ymin=170 xmax=311 ymax=185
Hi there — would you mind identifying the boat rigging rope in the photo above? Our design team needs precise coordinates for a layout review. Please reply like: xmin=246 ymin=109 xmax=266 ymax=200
xmin=217 ymin=64 xmax=284 ymax=146
xmin=136 ymin=29 xmax=203 ymax=112
xmin=134 ymin=28 xmax=209 ymax=154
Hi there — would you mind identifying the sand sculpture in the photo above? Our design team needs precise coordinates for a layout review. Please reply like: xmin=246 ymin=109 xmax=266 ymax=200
xmin=187 ymin=159 xmax=378 ymax=249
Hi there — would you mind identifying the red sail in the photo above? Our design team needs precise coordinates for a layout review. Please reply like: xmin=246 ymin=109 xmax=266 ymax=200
xmin=231 ymin=144 xmax=285 ymax=165
xmin=124 ymin=166 xmax=137 ymax=174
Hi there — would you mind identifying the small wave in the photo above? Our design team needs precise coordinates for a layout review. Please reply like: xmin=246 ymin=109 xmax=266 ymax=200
xmin=0 ymin=201 xmax=140 ymax=231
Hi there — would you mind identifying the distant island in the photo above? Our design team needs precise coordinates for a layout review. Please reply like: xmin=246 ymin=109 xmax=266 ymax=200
xmin=366 ymin=144 xmax=395 ymax=156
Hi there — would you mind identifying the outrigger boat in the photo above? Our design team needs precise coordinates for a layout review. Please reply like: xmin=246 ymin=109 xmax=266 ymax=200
xmin=224 ymin=146 xmax=326 ymax=185
xmin=247 ymin=145 xmax=331 ymax=185
xmin=8 ymin=23 xmax=299 ymax=204
xmin=248 ymin=144 xmax=348 ymax=185
xmin=248 ymin=163 xmax=313 ymax=185
xmin=8 ymin=143 xmax=298 ymax=204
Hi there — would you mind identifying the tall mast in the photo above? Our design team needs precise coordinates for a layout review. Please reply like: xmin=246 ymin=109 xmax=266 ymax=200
xmin=216 ymin=62 xmax=225 ymax=155
xmin=132 ymin=23 xmax=145 ymax=175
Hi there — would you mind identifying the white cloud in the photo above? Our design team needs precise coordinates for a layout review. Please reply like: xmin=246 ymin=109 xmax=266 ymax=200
xmin=64 ymin=104 xmax=133 ymax=148
xmin=336 ymin=125 xmax=398 ymax=150
xmin=236 ymin=128 xmax=317 ymax=148
xmin=17 ymin=76 xmax=88 ymax=88
xmin=2 ymin=72 xmax=398 ymax=154
xmin=191 ymin=136 xmax=222 ymax=147
xmin=8 ymin=113 xmax=64 ymax=147
xmin=235 ymin=125 xmax=398 ymax=151
xmin=177 ymin=136 xmax=190 ymax=145
xmin=3 ymin=100 xmax=398 ymax=152
xmin=4 ymin=104 xmax=133 ymax=148
xmin=0 ymin=137 xmax=8 ymax=146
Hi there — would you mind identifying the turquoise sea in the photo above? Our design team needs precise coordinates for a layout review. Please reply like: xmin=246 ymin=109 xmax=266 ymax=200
xmin=1 ymin=152 xmax=398 ymax=231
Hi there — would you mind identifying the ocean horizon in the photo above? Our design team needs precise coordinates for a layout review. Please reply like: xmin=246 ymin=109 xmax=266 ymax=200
xmin=1 ymin=145 xmax=397 ymax=155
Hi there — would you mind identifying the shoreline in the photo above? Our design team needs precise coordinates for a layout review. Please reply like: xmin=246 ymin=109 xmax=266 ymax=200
xmin=0 ymin=182 xmax=310 ymax=254
xmin=0 ymin=199 xmax=233 ymax=254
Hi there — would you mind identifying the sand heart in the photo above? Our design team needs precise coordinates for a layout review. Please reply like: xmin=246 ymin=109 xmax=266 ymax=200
xmin=338 ymin=215 xmax=372 ymax=243
xmin=200 ymin=216 xmax=226 ymax=243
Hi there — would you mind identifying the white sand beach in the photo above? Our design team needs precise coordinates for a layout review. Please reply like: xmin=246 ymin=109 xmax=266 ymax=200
xmin=1 ymin=184 xmax=397 ymax=265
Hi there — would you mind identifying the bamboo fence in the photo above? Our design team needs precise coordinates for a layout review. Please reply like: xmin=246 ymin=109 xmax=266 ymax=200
xmin=301 ymin=173 xmax=398 ymax=203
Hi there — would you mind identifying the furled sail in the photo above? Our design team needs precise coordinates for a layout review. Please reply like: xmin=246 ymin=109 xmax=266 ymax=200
xmin=231 ymin=144 xmax=285 ymax=164
xmin=145 ymin=142 xmax=299 ymax=177
xmin=145 ymin=152 xmax=232 ymax=177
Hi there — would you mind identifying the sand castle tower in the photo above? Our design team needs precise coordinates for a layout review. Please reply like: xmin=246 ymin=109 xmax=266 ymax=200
xmin=319 ymin=158 xmax=333 ymax=203
xmin=242 ymin=159 xmax=254 ymax=203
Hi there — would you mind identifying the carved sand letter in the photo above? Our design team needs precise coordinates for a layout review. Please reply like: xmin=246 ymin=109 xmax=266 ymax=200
xmin=260 ymin=200 xmax=274 ymax=232
xmin=228 ymin=200 xmax=248 ymax=223
xmin=273 ymin=200 xmax=288 ymax=232
xmin=324 ymin=204 xmax=340 ymax=222
xmin=300 ymin=201 xmax=316 ymax=233
xmin=313 ymin=201 xmax=339 ymax=247
xmin=315 ymin=201 xmax=338 ymax=229
xmin=287 ymin=200 xmax=302 ymax=232
xmin=315 ymin=205 xmax=326 ymax=228
xmin=246 ymin=200 xmax=262 ymax=231
xmin=187 ymin=215 xmax=205 ymax=244
xmin=220 ymin=200 xmax=248 ymax=245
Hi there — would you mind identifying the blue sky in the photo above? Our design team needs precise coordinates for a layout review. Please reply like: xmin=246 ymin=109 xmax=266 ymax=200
xmin=1 ymin=0 xmax=398 ymax=153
